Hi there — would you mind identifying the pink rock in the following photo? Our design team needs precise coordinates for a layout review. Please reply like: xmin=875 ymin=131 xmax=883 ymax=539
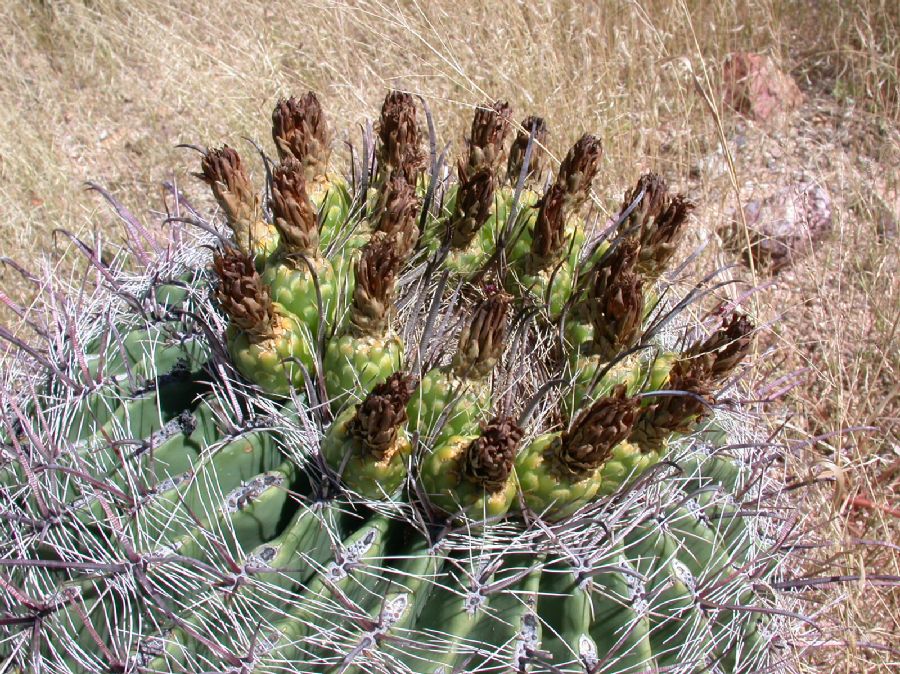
xmin=722 ymin=53 xmax=804 ymax=124
xmin=737 ymin=181 xmax=832 ymax=272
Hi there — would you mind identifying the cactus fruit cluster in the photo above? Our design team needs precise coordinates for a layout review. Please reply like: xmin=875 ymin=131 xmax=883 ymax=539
xmin=0 ymin=92 xmax=805 ymax=673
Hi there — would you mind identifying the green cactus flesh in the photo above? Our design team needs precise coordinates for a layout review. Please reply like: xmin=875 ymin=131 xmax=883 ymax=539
xmin=0 ymin=91 xmax=802 ymax=674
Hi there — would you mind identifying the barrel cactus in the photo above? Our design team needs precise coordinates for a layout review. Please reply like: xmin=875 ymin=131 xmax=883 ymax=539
xmin=0 ymin=92 xmax=806 ymax=674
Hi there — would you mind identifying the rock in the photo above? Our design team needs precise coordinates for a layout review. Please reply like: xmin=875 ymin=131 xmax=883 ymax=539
xmin=722 ymin=53 xmax=804 ymax=124
xmin=729 ymin=181 xmax=833 ymax=272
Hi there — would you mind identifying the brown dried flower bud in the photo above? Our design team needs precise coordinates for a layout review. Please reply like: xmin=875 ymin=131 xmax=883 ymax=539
xmin=271 ymin=93 xmax=331 ymax=182
xmin=507 ymin=115 xmax=549 ymax=186
xmin=460 ymin=100 xmax=513 ymax=179
xmin=348 ymin=372 xmax=416 ymax=460
xmin=452 ymin=292 xmax=512 ymax=379
xmin=351 ymin=232 xmax=402 ymax=336
xmin=636 ymin=194 xmax=694 ymax=278
xmin=197 ymin=146 xmax=261 ymax=249
xmin=450 ymin=168 xmax=495 ymax=249
xmin=527 ymin=183 xmax=567 ymax=273
xmin=556 ymin=134 xmax=602 ymax=210
xmin=683 ymin=313 xmax=754 ymax=382
xmin=629 ymin=363 xmax=712 ymax=451
xmin=213 ymin=246 xmax=274 ymax=343
xmin=590 ymin=269 xmax=645 ymax=362
xmin=270 ymin=158 xmax=319 ymax=257
xmin=586 ymin=238 xmax=645 ymax=360
xmin=619 ymin=172 xmax=668 ymax=236
xmin=463 ymin=416 xmax=524 ymax=493
xmin=555 ymin=385 xmax=640 ymax=479
xmin=376 ymin=174 xmax=420 ymax=260
xmin=378 ymin=91 xmax=424 ymax=184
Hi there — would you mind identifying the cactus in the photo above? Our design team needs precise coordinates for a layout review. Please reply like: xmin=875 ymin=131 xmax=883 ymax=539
xmin=0 ymin=91 xmax=809 ymax=674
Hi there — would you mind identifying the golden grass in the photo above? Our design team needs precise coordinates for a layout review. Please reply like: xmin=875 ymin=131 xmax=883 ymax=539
xmin=0 ymin=0 xmax=897 ymax=670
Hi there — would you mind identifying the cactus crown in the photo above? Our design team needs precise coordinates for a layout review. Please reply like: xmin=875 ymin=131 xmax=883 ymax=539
xmin=0 ymin=87 xmax=814 ymax=674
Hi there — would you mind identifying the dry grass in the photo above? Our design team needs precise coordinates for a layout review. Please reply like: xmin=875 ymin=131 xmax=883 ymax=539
xmin=0 ymin=0 xmax=897 ymax=670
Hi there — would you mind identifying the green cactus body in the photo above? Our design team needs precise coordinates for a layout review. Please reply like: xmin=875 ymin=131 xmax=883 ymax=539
xmin=564 ymin=354 xmax=641 ymax=419
xmin=407 ymin=368 xmax=490 ymax=442
xmin=252 ymin=514 xmax=393 ymax=670
xmin=80 ymin=323 xmax=210 ymax=385
xmin=539 ymin=563 xmax=598 ymax=673
xmin=420 ymin=434 xmax=518 ymax=519
xmin=322 ymin=406 xmax=411 ymax=499
xmin=323 ymin=331 xmax=403 ymax=410
xmin=251 ymin=222 xmax=281 ymax=265
xmin=128 ymin=429 xmax=280 ymax=546
xmin=399 ymin=553 xmax=496 ymax=671
xmin=173 ymin=461 xmax=298 ymax=561
xmin=418 ymin=186 xmax=511 ymax=278
xmin=2 ymin=91 xmax=793 ymax=674
xmin=319 ymin=536 xmax=446 ymax=673
xmin=316 ymin=177 xmax=357 ymax=249
xmin=588 ymin=561 xmax=655 ymax=674
xmin=227 ymin=308 xmax=314 ymax=395
xmin=565 ymin=348 xmax=676 ymax=428
xmin=475 ymin=556 xmax=544 ymax=670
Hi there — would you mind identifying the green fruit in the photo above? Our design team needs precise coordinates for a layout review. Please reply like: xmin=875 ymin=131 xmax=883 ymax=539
xmin=322 ymin=405 xmax=412 ymax=499
xmin=262 ymin=257 xmax=341 ymax=340
xmin=227 ymin=308 xmax=314 ymax=395
xmin=407 ymin=367 xmax=490 ymax=441
xmin=420 ymin=416 xmax=522 ymax=520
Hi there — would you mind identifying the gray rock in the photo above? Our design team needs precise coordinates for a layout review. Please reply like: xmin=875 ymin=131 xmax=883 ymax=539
xmin=732 ymin=181 xmax=833 ymax=272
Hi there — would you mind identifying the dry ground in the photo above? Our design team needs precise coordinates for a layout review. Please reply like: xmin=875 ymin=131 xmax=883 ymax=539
xmin=1 ymin=0 xmax=897 ymax=671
